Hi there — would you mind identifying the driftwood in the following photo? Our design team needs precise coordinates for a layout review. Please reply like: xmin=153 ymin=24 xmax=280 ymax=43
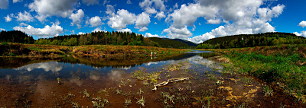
xmin=152 ymin=77 xmax=189 ymax=91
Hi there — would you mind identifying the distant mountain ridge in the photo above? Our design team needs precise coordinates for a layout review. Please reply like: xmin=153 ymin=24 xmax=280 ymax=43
xmin=148 ymin=37 xmax=197 ymax=49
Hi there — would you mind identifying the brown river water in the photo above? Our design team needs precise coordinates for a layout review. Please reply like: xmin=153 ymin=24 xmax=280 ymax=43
xmin=0 ymin=51 xmax=305 ymax=108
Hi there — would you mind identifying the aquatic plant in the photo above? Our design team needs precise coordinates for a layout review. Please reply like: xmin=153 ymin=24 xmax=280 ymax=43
xmin=115 ymin=89 xmax=122 ymax=94
xmin=71 ymin=102 xmax=80 ymax=108
xmin=68 ymin=92 xmax=75 ymax=97
xmin=125 ymin=98 xmax=132 ymax=106
xmin=143 ymin=80 xmax=149 ymax=86
xmin=161 ymin=92 xmax=175 ymax=104
xmin=57 ymin=77 xmax=61 ymax=84
xmin=241 ymin=77 xmax=252 ymax=85
xmin=103 ymin=99 xmax=109 ymax=104
xmin=83 ymin=89 xmax=90 ymax=98
xmin=138 ymin=88 xmax=144 ymax=95
xmin=92 ymin=101 xmax=104 ymax=108
xmin=263 ymin=85 xmax=273 ymax=96
xmin=132 ymin=70 xmax=162 ymax=83
xmin=98 ymin=88 xmax=108 ymax=94
xmin=136 ymin=96 xmax=145 ymax=107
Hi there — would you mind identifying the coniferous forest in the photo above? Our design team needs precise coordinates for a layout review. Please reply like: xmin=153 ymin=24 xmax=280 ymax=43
xmin=0 ymin=30 xmax=34 ymax=44
xmin=196 ymin=32 xmax=306 ymax=49
xmin=0 ymin=30 xmax=198 ymax=49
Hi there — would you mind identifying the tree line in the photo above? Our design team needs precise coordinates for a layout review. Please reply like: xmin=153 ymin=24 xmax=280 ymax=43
xmin=34 ymin=31 xmax=157 ymax=46
xmin=0 ymin=30 xmax=197 ymax=49
xmin=196 ymin=32 xmax=306 ymax=49
xmin=0 ymin=30 xmax=34 ymax=44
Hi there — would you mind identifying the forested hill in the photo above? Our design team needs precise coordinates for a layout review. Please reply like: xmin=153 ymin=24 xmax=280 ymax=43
xmin=196 ymin=32 xmax=306 ymax=49
xmin=0 ymin=30 xmax=34 ymax=44
xmin=148 ymin=37 xmax=196 ymax=49
xmin=0 ymin=30 xmax=197 ymax=49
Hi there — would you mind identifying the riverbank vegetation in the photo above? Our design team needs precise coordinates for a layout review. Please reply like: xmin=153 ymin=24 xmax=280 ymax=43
xmin=209 ymin=44 xmax=306 ymax=102
xmin=0 ymin=43 xmax=188 ymax=58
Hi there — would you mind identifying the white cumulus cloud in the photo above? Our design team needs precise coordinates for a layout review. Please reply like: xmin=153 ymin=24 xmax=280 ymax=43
xmin=107 ymin=9 xmax=136 ymax=29
xmin=162 ymin=26 xmax=192 ymax=39
xmin=92 ymin=27 xmax=105 ymax=32
xmin=16 ymin=11 xmax=34 ymax=22
xmin=69 ymin=9 xmax=84 ymax=28
xmin=165 ymin=0 xmax=285 ymax=43
xmin=139 ymin=0 xmax=165 ymax=14
xmin=145 ymin=33 xmax=159 ymax=37
xmin=0 ymin=0 xmax=9 ymax=9
xmin=28 ymin=0 xmax=78 ymax=21
xmin=89 ymin=16 xmax=103 ymax=27
xmin=13 ymin=0 xmax=22 ymax=3
xmin=135 ymin=12 xmax=150 ymax=31
xmin=298 ymin=21 xmax=306 ymax=28
xmin=294 ymin=31 xmax=306 ymax=37
xmin=144 ymin=7 xmax=157 ymax=14
xmin=118 ymin=28 xmax=132 ymax=33
xmin=155 ymin=11 xmax=165 ymax=20
xmin=139 ymin=27 xmax=148 ymax=32
xmin=13 ymin=21 xmax=64 ymax=38
xmin=4 ymin=14 xmax=12 ymax=22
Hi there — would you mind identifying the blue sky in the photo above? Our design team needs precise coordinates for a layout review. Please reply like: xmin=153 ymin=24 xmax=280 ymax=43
xmin=0 ymin=0 xmax=306 ymax=43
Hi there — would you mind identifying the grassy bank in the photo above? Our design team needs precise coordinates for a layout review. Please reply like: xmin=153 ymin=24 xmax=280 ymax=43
xmin=209 ymin=44 xmax=306 ymax=102
xmin=0 ymin=43 xmax=189 ymax=58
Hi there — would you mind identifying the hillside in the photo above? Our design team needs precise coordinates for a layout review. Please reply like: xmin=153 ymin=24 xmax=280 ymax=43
xmin=0 ymin=30 xmax=197 ymax=49
xmin=197 ymin=32 xmax=306 ymax=49
xmin=149 ymin=37 xmax=197 ymax=49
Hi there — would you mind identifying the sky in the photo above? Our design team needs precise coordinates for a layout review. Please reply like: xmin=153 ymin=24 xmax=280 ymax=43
xmin=0 ymin=0 xmax=306 ymax=44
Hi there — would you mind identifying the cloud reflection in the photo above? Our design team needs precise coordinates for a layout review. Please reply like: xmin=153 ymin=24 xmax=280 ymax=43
xmin=108 ymin=69 xmax=126 ymax=81
xmin=14 ymin=61 xmax=63 ymax=73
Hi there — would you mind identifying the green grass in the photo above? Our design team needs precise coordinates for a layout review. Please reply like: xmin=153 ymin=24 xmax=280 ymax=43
xmin=224 ymin=51 xmax=306 ymax=101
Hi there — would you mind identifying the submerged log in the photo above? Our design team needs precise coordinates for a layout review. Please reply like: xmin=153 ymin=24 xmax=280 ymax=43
xmin=152 ymin=77 xmax=189 ymax=91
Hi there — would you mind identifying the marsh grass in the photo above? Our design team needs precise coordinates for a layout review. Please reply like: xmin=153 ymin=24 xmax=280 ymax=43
xmin=263 ymin=85 xmax=273 ymax=97
xmin=224 ymin=48 xmax=306 ymax=101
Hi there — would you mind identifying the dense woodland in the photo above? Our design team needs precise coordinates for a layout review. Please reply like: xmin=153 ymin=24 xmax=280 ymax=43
xmin=196 ymin=32 xmax=306 ymax=49
xmin=0 ymin=30 xmax=196 ymax=49
xmin=0 ymin=30 xmax=34 ymax=44
xmin=34 ymin=31 xmax=152 ymax=46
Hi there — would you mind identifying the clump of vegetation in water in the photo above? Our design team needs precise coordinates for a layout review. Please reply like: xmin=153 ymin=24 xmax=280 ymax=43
xmin=136 ymin=96 xmax=145 ymax=107
xmin=71 ymin=102 xmax=80 ymax=108
xmin=263 ymin=85 xmax=273 ymax=97
xmin=241 ymin=77 xmax=252 ymax=85
xmin=57 ymin=77 xmax=61 ymax=84
xmin=161 ymin=92 xmax=175 ymax=105
xmin=131 ymin=69 xmax=162 ymax=84
xmin=83 ymin=89 xmax=90 ymax=98
xmin=125 ymin=98 xmax=132 ymax=106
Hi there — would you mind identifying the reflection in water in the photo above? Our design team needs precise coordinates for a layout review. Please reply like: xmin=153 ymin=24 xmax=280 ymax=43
xmin=145 ymin=61 xmax=159 ymax=66
xmin=17 ymin=75 xmax=33 ymax=83
xmin=89 ymin=70 xmax=101 ymax=81
xmin=5 ymin=75 xmax=11 ymax=81
xmin=0 ymin=52 xmax=303 ymax=107
xmin=70 ymin=69 xmax=83 ymax=86
xmin=188 ymin=55 xmax=223 ymax=71
xmin=14 ymin=61 xmax=63 ymax=74
xmin=108 ymin=69 xmax=126 ymax=81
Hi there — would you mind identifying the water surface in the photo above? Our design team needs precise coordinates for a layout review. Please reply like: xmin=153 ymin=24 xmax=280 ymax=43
xmin=0 ymin=51 xmax=304 ymax=107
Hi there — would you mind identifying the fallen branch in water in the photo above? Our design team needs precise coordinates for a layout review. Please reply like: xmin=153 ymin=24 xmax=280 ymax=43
xmin=152 ymin=77 xmax=189 ymax=91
